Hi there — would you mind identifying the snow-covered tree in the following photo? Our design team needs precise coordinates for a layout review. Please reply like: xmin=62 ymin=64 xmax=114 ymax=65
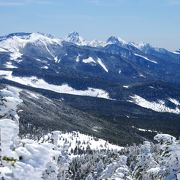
xmin=154 ymin=134 xmax=180 ymax=179
xmin=0 ymin=111 xmax=179 ymax=180
xmin=42 ymin=161 xmax=58 ymax=180
xmin=132 ymin=141 xmax=159 ymax=179
xmin=100 ymin=155 xmax=133 ymax=180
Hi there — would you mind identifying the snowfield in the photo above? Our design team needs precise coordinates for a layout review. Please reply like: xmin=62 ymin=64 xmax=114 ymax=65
xmin=132 ymin=126 xmax=158 ymax=133
xmin=97 ymin=58 xmax=108 ymax=72
xmin=134 ymin=53 xmax=158 ymax=64
xmin=82 ymin=57 xmax=96 ymax=64
xmin=0 ymin=70 xmax=111 ymax=100
xmin=129 ymin=95 xmax=180 ymax=114
xmin=169 ymin=98 xmax=180 ymax=106
xmin=5 ymin=61 xmax=17 ymax=69
xmin=81 ymin=57 xmax=109 ymax=72
xmin=40 ymin=131 xmax=123 ymax=153
xmin=0 ymin=47 xmax=8 ymax=52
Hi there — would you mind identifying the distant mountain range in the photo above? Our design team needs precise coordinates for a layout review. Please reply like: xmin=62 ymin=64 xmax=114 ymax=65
xmin=0 ymin=32 xmax=180 ymax=145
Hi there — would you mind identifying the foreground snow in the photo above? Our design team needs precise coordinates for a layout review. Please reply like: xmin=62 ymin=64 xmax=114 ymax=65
xmin=0 ymin=120 xmax=179 ymax=180
xmin=0 ymin=119 xmax=122 ymax=180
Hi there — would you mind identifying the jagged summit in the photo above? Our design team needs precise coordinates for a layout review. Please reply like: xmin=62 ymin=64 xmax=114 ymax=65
xmin=66 ymin=31 xmax=87 ymax=45
xmin=106 ymin=36 xmax=127 ymax=45
xmin=67 ymin=31 xmax=80 ymax=39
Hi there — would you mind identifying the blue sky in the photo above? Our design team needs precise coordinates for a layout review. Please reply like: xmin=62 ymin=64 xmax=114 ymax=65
xmin=0 ymin=0 xmax=180 ymax=50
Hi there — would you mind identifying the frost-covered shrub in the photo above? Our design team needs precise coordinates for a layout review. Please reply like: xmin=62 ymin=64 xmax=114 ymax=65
xmin=154 ymin=134 xmax=180 ymax=179
xmin=0 ymin=117 xmax=179 ymax=180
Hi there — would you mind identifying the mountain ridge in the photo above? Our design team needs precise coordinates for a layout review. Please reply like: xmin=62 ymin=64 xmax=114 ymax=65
xmin=0 ymin=32 xmax=180 ymax=145
xmin=1 ymin=31 xmax=179 ymax=52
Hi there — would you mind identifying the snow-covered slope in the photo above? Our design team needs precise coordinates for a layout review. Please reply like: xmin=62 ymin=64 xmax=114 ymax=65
xmin=81 ymin=57 xmax=108 ymax=72
xmin=40 ymin=131 xmax=122 ymax=153
xmin=97 ymin=58 xmax=108 ymax=72
xmin=82 ymin=57 xmax=96 ymax=64
xmin=0 ymin=31 xmax=178 ymax=55
xmin=129 ymin=95 xmax=180 ymax=114
xmin=1 ymin=31 xmax=179 ymax=81
xmin=0 ymin=32 xmax=61 ymax=61
xmin=134 ymin=53 xmax=158 ymax=64
xmin=0 ymin=70 xmax=111 ymax=99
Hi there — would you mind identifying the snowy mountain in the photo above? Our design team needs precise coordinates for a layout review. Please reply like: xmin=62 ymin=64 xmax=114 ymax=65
xmin=0 ymin=32 xmax=180 ymax=179
xmin=65 ymin=32 xmax=87 ymax=46
xmin=106 ymin=36 xmax=127 ymax=45
xmin=0 ymin=32 xmax=180 ymax=145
